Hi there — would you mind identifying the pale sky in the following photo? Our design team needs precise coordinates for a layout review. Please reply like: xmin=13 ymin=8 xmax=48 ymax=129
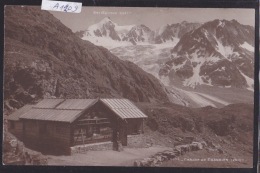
xmin=50 ymin=7 xmax=255 ymax=32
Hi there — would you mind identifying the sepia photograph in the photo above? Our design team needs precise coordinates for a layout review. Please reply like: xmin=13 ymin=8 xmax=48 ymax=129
xmin=3 ymin=5 xmax=255 ymax=167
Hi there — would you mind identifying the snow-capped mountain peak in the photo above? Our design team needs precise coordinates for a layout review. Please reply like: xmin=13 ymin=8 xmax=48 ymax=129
xmin=77 ymin=18 xmax=254 ymax=91
xmin=87 ymin=17 xmax=120 ymax=39
xmin=76 ymin=18 xmax=254 ymax=107
xmin=160 ymin=19 xmax=254 ymax=89
xmin=100 ymin=16 xmax=112 ymax=23
xmin=154 ymin=22 xmax=201 ymax=44
xmin=156 ymin=24 xmax=171 ymax=37
xmin=78 ymin=18 xmax=201 ymax=47
xmin=217 ymin=20 xmax=225 ymax=28
xmin=121 ymin=24 xmax=154 ymax=44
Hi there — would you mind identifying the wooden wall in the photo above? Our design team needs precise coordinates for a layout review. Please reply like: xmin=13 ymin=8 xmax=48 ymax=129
xmin=23 ymin=120 xmax=71 ymax=155
xmin=8 ymin=120 xmax=23 ymax=139
xmin=72 ymin=102 xmax=115 ymax=146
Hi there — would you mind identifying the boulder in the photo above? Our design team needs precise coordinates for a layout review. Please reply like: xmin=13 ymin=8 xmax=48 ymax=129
xmin=190 ymin=142 xmax=203 ymax=150
xmin=9 ymin=99 xmax=21 ymax=109
xmin=217 ymin=148 xmax=224 ymax=154
xmin=3 ymin=131 xmax=47 ymax=165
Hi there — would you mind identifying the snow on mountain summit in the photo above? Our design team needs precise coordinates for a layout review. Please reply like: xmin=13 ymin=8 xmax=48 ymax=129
xmin=154 ymin=22 xmax=201 ymax=44
xmin=76 ymin=18 xmax=254 ymax=91
xmin=160 ymin=19 xmax=254 ymax=90
xmin=78 ymin=17 xmax=136 ymax=48
xmin=87 ymin=17 xmax=121 ymax=40
xmin=121 ymin=24 xmax=154 ymax=45
xmin=240 ymin=42 xmax=254 ymax=52
xmin=78 ymin=17 xmax=199 ymax=47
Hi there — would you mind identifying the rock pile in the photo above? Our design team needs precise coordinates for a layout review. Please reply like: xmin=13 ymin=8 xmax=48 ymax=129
xmin=134 ymin=141 xmax=206 ymax=167
xmin=134 ymin=150 xmax=181 ymax=167
xmin=3 ymin=132 xmax=47 ymax=165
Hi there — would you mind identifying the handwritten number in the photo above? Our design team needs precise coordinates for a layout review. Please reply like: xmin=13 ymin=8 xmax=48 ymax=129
xmin=67 ymin=6 xmax=72 ymax=12
xmin=63 ymin=5 xmax=74 ymax=12
xmin=72 ymin=6 xmax=78 ymax=12
xmin=63 ymin=4 xmax=68 ymax=12
xmin=51 ymin=2 xmax=79 ymax=13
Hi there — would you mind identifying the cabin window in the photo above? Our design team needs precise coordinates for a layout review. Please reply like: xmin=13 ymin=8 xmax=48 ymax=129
xmin=10 ymin=121 xmax=15 ymax=129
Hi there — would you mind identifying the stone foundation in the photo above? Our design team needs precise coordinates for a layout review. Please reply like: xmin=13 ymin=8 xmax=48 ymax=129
xmin=127 ymin=134 xmax=150 ymax=148
xmin=70 ymin=141 xmax=113 ymax=155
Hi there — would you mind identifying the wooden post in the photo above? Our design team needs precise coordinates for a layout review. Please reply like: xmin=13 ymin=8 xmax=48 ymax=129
xmin=113 ymin=118 xmax=119 ymax=151
xmin=70 ymin=124 xmax=74 ymax=146
xmin=81 ymin=129 xmax=85 ymax=145
xmin=22 ymin=120 xmax=25 ymax=143
xmin=121 ymin=121 xmax=127 ymax=146
xmin=142 ymin=119 xmax=144 ymax=134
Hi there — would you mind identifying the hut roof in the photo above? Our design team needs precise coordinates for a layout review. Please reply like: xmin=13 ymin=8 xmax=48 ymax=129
xmin=100 ymin=99 xmax=148 ymax=119
xmin=20 ymin=108 xmax=83 ymax=123
xmin=9 ymin=98 xmax=147 ymax=123
xmin=7 ymin=105 xmax=33 ymax=121
xmin=19 ymin=99 xmax=98 ymax=123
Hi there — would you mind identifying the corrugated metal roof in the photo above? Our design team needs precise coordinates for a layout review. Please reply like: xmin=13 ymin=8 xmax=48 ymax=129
xmin=20 ymin=108 xmax=82 ymax=123
xmin=100 ymin=99 xmax=147 ymax=119
xmin=112 ymin=108 xmax=148 ymax=119
xmin=33 ymin=99 xmax=65 ymax=109
xmin=10 ymin=98 xmax=146 ymax=122
xmin=56 ymin=99 xmax=97 ymax=110
xmin=7 ymin=105 xmax=33 ymax=121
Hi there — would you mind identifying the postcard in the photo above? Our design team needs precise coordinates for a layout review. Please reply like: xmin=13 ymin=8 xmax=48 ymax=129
xmin=3 ymin=5 xmax=255 ymax=168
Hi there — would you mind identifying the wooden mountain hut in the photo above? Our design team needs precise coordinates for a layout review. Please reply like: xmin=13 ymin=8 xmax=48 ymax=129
xmin=6 ymin=98 xmax=147 ymax=154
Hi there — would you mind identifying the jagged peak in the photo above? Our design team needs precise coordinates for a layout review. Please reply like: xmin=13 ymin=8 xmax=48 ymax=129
xmin=209 ymin=19 xmax=241 ymax=26
xmin=130 ymin=24 xmax=152 ymax=32
xmin=100 ymin=16 xmax=112 ymax=23
xmin=181 ymin=21 xmax=188 ymax=24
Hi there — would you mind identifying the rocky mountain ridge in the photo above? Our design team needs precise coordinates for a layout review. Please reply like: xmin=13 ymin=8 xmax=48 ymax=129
xmin=154 ymin=21 xmax=201 ymax=44
xmin=96 ymin=18 xmax=254 ymax=107
xmin=76 ymin=17 xmax=200 ymax=47
xmin=76 ymin=17 xmax=254 ymax=90
xmin=159 ymin=19 xmax=254 ymax=89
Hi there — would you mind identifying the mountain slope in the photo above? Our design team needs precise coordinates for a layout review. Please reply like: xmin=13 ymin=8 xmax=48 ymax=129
xmin=4 ymin=6 xmax=169 ymax=111
xmin=136 ymin=101 xmax=253 ymax=167
xmin=159 ymin=19 xmax=254 ymax=89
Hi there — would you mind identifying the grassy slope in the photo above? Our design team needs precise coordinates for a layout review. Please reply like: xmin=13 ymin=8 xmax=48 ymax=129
xmin=135 ymin=102 xmax=254 ymax=167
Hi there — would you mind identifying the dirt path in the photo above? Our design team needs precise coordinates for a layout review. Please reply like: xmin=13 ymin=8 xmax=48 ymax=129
xmin=47 ymin=146 xmax=170 ymax=166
